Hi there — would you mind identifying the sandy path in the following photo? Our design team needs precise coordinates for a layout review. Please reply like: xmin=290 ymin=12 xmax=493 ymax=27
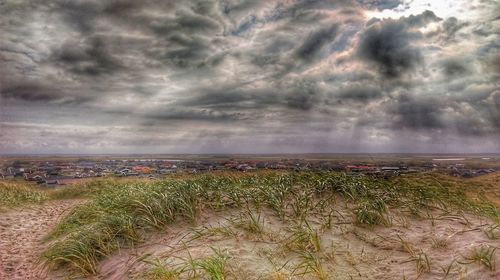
xmin=0 ymin=200 xmax=84 ymax=280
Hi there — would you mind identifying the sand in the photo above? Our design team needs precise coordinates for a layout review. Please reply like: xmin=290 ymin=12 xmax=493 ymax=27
xmin=1 ymin=197 xmax=499 ymax=279
xmin=96 ymin=206 xmax=500 ymax=280
xmin=0 ymin=200 xmax=83 ymax=280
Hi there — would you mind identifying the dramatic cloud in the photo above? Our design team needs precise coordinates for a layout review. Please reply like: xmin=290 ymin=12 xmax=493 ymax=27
xmin=390 ymin=94 xmax=444 ymax=130
xmin=296 ymin=24 xmax=339 ymax=61
xmin=357 ymin=0 xmax=403 ymax=11
xmin=356 ymin=11 xmax=442 ymax=78
xmin=52 ymin=37 xmax=125 ymax=76
xmin=358 ymin=23 xmax=418 ymax=77
xmin=335 ymin=86 xmax=382 ymax=101
xmin=0 ymin=0 xmax=499 ymax=154
xmin=441 ymin=58 xmax=470 ymax=77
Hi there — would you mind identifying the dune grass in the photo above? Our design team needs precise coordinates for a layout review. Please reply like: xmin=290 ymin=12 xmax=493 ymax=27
xmin=0 ymin=181 xmax=48 ymax=210
xmin=40 ymin=171 xmax=500 ymax=275
xmin=460 ymin=245 xmax=498 ymax=271
xmin=142 ymin=247 xmax=231 ymax=280
xmin=0 ymin=177 xmax=144 ymax=211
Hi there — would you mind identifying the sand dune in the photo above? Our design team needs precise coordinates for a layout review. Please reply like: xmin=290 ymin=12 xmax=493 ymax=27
xmin=0 ymin=200 xmax=83 ymax=280
xmin=97 ymin=207 xmax=500 ymax=279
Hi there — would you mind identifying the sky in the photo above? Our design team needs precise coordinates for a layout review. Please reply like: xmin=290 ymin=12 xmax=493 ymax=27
xmin=0 ymin=0 xmax=499 ymax=154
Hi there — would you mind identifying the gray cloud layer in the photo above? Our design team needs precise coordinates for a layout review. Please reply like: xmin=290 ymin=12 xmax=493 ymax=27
xmin=0 ymin=0 xmax=499 ymax=154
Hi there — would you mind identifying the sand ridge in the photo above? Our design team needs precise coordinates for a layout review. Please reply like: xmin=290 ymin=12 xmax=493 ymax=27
xmin=0 ymin=199 xmax=84 ymax=280
xmin=96 ymin=207 xmax=500 ymax=279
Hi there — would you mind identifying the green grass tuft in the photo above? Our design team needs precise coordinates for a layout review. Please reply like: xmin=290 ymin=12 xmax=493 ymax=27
xmin=40 ymin=171 xmax=500 ymax=275
xmin=0 ymin=181 xmax=47 ymax=209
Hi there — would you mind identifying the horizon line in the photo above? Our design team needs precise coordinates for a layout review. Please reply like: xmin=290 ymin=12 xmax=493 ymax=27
xmin=1 ymin=152 xmax=500 ymax=157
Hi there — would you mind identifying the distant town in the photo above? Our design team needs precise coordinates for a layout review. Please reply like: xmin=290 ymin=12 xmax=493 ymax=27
xmin=1 ymin=154 xmax=498 ymax=186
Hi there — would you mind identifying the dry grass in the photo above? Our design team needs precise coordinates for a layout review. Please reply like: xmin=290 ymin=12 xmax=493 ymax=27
xmin=0 ymin=181 xmax=47 ymax=210
xmin=4 ymin=171 xmax=493 ymax=278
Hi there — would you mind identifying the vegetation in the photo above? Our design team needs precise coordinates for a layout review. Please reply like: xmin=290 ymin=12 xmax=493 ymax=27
xmin=0 ymin=181 xmax=48 ymax=209
xmin=141 ymin=248 xmax=231 ymax=280
xmin=143 ymin=258 xmax=183 ymax=280
xmin=460 ymin=245 xmax=498 ymax=271
xmin=3 ymin=171 xmax=499 ymax=277
xmin=195 ymin=248 xmax=231 ymax=280
xmin=0 ymin=177 xmax=141 ymax=211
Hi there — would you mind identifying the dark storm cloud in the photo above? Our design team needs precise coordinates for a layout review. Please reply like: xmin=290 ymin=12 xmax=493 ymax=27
xmin=52 ymin=37 xmax=124 ymax=76
xmin=403 ymin=10 xmax=441 ymax=28
xmin=289 ymin=0 xmax=350 ymax=11
xmin=357 ymin=0 xmax=403 ymax=10
xmin=441 ymin=58 xmax=470 ymax=77
xmin=179 ymin=88 xmax=261 ymax=109
xmin=488 ymin=91 xmax=500 ymax=128
xmin=55 ymin=0 xmax=166 ymax=34
xmin=149 ymin=10 xmax=221 ymax=36
xmin=356 ymin=11 xmax=441 ymax=78
xmin=0 ymin=82 xmax=63 ymax=102
xmin=221 ymin=0 xmax=263 ymax=15
xmin=50 ymin=0 xmax=224 ymax=72
xmin=358 ymin=21 xmax=422 ymax=77
xmin=296 ymin=24 xmax=339 ymax=61
xmin=0 ymin=81 xmax=92 ymax=104
xmin=385 ymin=87 xmax=500 ymax=136
xmin=335 ymin=86 xmax=382 ymax=101
xmin=285 ymin=80 xmax=322 ymax=110
xmin=146 ymin=34 xmax=215 ymax=69
xmin=1 ymin=0 xmax=499 ymax=153
xmin=449 ymin=98 xmax=500 ymax=135
xmin=442 ymin=17 xmax=468 ymax=39
xmin=178 ymin=79 xmax=323 ymax=113
xmin=390 ymin=94 xmax=444 ymax=130
xmin=55 ymin=0 xmax=221 ymax=37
